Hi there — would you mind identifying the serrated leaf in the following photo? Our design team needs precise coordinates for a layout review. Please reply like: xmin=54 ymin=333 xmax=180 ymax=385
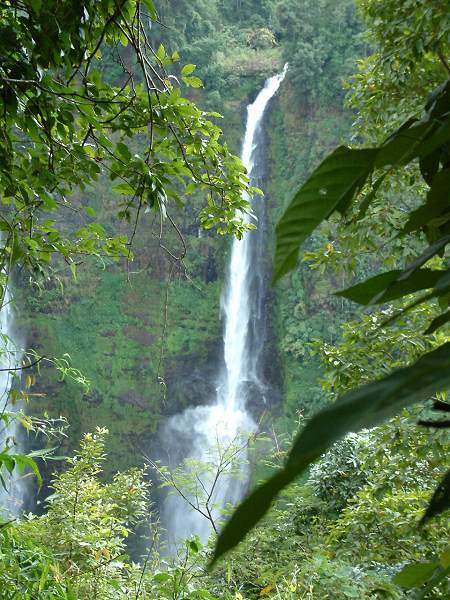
xmin=211 ymin=342 xmax=450 ymax=565
xmin=273 ymin=147 xmax=378 ymax=281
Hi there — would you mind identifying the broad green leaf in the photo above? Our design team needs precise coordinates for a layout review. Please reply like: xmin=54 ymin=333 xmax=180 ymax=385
xmin=181 ymin=64 xmax=196 ymax=76
xmin=142 ymin=0 xmax=158 ymax=19
xmin=212 ymin=342 xmax=450 ymax=565
xmin=156 ymin=44 xmax=165 ymax=61
xmin=116 ymin=142 xmax=132 ymax=160
xmin=420 ymin=468 xmax=450 ymax=525
xmin=425 ymin=310 xmax=450 ymax=334
xmin=375 ymin=121 xmax=434 ymax=169
xmin=403 ymin=170 xmax=450 ymax=234
xmin=440 ymin=547 xmax=450 ymax=569
xmin=0 ymin=453 xmax=15 ymax=475
xmin=12 ymin=454 xmax=42 ymax=488
xmin=29 ymin=0 xmax=42 ymax=13
xmin=189 ymin=538 xmax=200 ymax=554
xmin=70 ymin=262 xmax=77 ymax=281
xmin=394 ymin=562 xmax=438 ymax=588
xmin=112 ymin=182 xmax=135 ymax=195
xmin=336 ymin=268 xmax=445 ymax=305
xmin=153 ymin=572 xmax=171 ymax=583
xmin=273 ymin=147 xmax=378 ymax=281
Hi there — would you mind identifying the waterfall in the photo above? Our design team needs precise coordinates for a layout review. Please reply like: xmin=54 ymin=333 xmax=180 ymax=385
xmin=0 ymin=280 xmax=25 ymax=517
xmin=160 ymin=65 xmax=288 ymax=548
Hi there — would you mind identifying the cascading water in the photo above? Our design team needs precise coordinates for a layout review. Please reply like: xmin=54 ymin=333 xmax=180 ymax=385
xmin=0 ymin=281 xmax=25 ymax=516
xmin=160 ymin=65 xmax=288 ymax=547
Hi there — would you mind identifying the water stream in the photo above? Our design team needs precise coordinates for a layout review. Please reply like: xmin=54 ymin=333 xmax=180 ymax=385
xmin=160 ymin=65 xmax=288 ymax=548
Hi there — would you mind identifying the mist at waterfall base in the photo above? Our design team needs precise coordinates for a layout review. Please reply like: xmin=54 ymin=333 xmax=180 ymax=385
xmin=159 ymin=65 xmax=288 ymax=549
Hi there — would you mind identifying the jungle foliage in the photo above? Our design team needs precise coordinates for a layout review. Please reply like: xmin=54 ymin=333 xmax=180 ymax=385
xmin=214 ymin=1 xmax=450 ymax=593
xmin=1 ymin=0 xmax=449 ymax=599
xmin=0 ymin=0 xmax=255 ymax=283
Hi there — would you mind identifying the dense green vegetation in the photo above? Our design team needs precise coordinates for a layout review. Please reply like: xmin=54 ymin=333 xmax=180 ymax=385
xmin=11 ymin=0 xmax=366 ymax=471
xmin=0 ymin=0 xmax=449 ymax=598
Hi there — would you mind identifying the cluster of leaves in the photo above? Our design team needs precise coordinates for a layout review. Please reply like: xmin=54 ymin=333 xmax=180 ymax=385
xmin=307 ymin=431 xmax=373 ymax=513
xmin=0 ymin=0 xmax=256 ymax=286
xmin=0 ymin=344 xmax=89 ymax=502
xmin=0 ymin=428 xmax=220 ymax=599
xmin=204 ymin=413 xmax=448 ymax=599
xmin=348 ymin=0 xmax=450 ymax=140
xmin=275 ymin=0 xmax=364 ymax=104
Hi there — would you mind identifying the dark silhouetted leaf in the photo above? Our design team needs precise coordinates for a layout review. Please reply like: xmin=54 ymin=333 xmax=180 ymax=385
xmin=375 ymin=121 xmax=435 ymax=169
xmin=421 ymin=468 xmax=450 ymax=525
xmin=336 ymin=269 xmax=445 ymax=305
xmin=273 ymin=147 xmax=378 ymax=281
xmin=357 ymin=173 xmax=387 ymax=219
xmin=425 ymin=310 xmax=450 ymax=334
xmin=399 ymin=235 xmax=450 ymax=280
xmin=419 ymin=150 xmax=441 ymax=186
xmin=211 ymin=343 xmax=450 ymax=565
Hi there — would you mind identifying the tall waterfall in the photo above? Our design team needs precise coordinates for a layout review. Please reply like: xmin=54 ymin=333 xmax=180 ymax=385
xmin=161 ymin=65 xmax=288 ymax=547
xmin=0 ymin=281 xmax=25 ymax=516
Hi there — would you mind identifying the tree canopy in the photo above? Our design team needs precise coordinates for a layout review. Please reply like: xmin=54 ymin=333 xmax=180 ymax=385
xmin=0 ymin=0 xmax=254 ymax=284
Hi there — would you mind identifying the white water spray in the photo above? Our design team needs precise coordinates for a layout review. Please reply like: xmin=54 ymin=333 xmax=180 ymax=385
xmin=161 ymin=65 xmax=288 ymax=546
